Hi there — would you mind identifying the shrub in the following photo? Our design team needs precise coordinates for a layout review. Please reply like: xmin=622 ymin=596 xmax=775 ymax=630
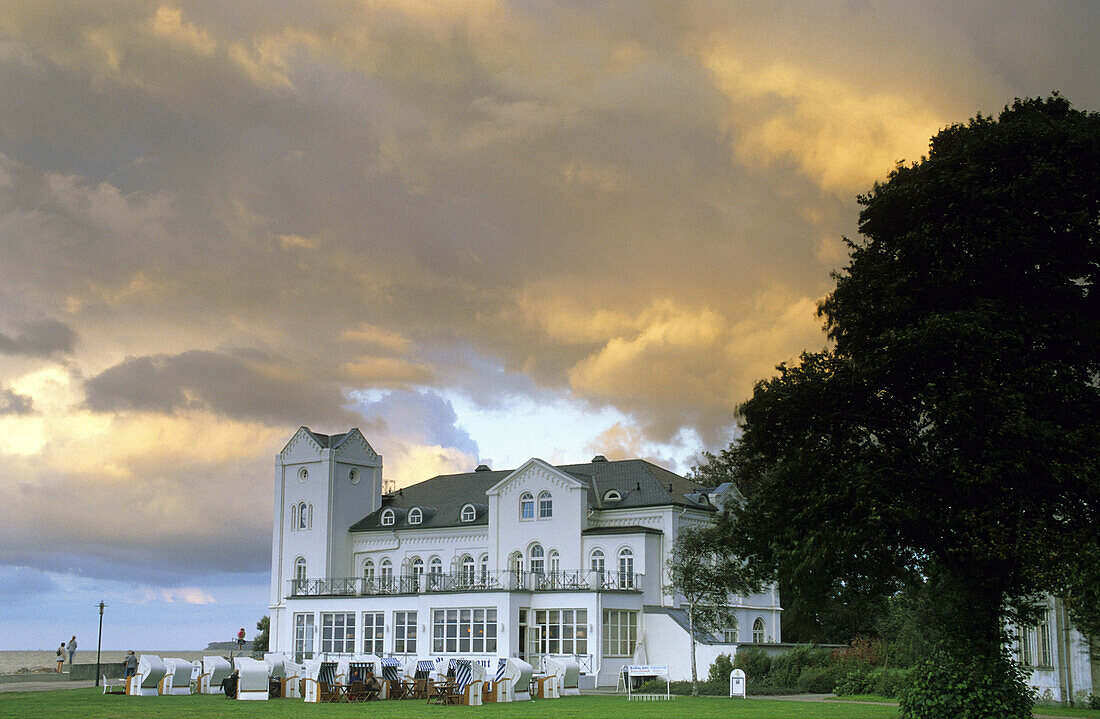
xmin=796 ymin=665 xmax=844 ymax=694
xmin=834 ymin=670 xmax=873 ymax=696
xmin=832 ymin=636 xmax=885 ymax=673
xmin=1089 ymin=694 xmax=1100 ymax=710
xmin=898 ymin=653 xmax=1034 ymax=719
xmin=769 ymin=645 xmax=831 ymax=687
xmin=732 ymin=647 xmax=771 ymax=683
xmin=707 ymin=653 xmax=734 ymax=683
xmin=872 ymin=667 xmax=910 ymax=698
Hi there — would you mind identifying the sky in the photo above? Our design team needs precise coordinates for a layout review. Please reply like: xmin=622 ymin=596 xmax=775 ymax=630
xmin=0 ymin=1 xmax=1097 ymax=651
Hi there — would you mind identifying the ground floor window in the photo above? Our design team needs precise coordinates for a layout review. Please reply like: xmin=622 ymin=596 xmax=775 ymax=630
xmin=294 ymin=613 xmax=315 ymax=663
xmin=394 ymin=611 xmax=417 ymax=654
xmin=432 ymin=608 xmax=497 ymax=653
xmin=362 ymin=612 xmax=384 ymax=654
xmin=321 ymin=612 xmax=355 ymax=654
xmin=602 ymin=609 xmax=637 ymax=657
xmin=530 ymin=608 xmax=588 ymax=655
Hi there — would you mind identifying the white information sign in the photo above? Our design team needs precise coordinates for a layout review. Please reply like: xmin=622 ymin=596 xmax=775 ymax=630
xmin=729 ymin=668 xmax=746 ymax=698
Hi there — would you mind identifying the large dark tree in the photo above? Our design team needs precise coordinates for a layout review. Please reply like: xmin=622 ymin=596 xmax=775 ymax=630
xmin=705 ymin=96 xmax=1099 ymax=716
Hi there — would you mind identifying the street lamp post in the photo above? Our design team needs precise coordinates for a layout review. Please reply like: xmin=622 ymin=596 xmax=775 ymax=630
xmin=95 ymin=602 xmax=106 ymax=688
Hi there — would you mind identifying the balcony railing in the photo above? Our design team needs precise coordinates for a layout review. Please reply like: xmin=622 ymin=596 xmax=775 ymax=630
xmin=288 ymin=569 xmax=641 ymax=598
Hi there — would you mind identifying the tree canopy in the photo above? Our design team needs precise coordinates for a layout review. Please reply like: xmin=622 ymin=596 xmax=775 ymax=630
xmin=703 ymin=95 xmax=1099 ymax=714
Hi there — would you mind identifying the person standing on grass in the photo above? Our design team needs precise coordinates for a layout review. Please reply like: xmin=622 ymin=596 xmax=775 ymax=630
xmin=56 ymin=643 xmax=65 ymax=672
xmin=123 ymin=651 xmax=138 ymax=678
xmin=66 ymin=635 xmax=77 ymax=666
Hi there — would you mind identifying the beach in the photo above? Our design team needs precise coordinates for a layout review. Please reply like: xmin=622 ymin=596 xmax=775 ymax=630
xmin=0 ymin=650 xmax=211 ymax=675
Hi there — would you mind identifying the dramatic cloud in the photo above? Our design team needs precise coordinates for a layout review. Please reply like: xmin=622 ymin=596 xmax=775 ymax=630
xmin=0 ymin=319 xmax=76 ymax=357
xmin=0 ymin=0 xmax=1095 ymax=647
xmin=0 ymin=386 xmax=34 ymax=415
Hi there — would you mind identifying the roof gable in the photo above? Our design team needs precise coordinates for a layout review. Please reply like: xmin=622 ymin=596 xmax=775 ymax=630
xmin=485 ymin=458 xmax=587 ymax=498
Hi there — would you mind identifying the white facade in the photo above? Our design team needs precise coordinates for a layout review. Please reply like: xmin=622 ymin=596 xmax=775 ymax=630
xmin=268 ymin=427 xmax=782 ymax=686
xmin=1009 ymin=597 xmax=1098 ymax=704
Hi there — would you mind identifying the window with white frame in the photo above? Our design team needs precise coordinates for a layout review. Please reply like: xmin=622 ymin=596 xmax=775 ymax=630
xmin=381 ymin=508 xmax=395 ymax=526
xmin=409 ymin=507 xmax=423 ymax=524
xmin=590 ymin=549 xmax=605 ymax=574
xmin=529 ymin=544 xmax=545 ymax=574
xmin=411 ymin=556 xmax=424 ymax=591
xmin=752 ymin=617 xmax=765 ymax=643
xmin=363 ymin=559 xmax=375 ymax=580
xmin=291 ymin=503 xmax=298 ymax=530
xmin=294 ymin=556 xmax=307 ymax=582
xmin=509 ymin=551 xmax=524 ymax=574
xmin=430 ymin=556 xmax=443 ymax=576
xmin=321 ymin=612 xmax=355 ymax=654
xmin=531 ymin=608 xmax=588 ymax=655
xmin=380 ymin=559 xmax=393 ymax=588
xmin=722 ymin=627 xmax=738 ymax=643
xmin=549 ymin=549 xmax=560 ymax=574
xmin=618 ymin=548 xmax=634 ymax=588
xmin=460 ymin=555 xmax=475 ymax=585
xmin=538 ymin=490 xmax=553 ymax=518
xmin=433 ymin=608 xmax=497 ymax=653
xmin=362 ymin=612 xmax=384 ymax=654
xmin=394 ymin=611 xmax=417 ymax=654
xmin=293 ymin=613 xmax=315 ymax=662
xmin=602 ymin=609 xmax=637 ymax=656
xmin=461 ymin=504 xmax=476 ymax=522
xmin=603 ymin=489 xmax=621 ymax=503
xmin=1037 ymin=611 xmax=1053 ymax=667
xmin=520 ymin=492 xmax=534 ymax=520
xmin=479 ymin=554 xmax=489 ymax=582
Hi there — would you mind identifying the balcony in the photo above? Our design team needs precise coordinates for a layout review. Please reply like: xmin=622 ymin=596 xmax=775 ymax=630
xmin=287 ymin=569 xmax=642 ymax=598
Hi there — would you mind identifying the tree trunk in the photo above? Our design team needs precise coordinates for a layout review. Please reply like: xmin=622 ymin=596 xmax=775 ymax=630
xmin=689 ymin=603 xmax=698 ymax=696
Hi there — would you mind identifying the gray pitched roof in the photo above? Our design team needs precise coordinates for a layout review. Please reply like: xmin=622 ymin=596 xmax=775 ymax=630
xmin=349 ymin=458 xmax=712 ymax=532
xmin=303 ymin=428 xmax=351 ymax=449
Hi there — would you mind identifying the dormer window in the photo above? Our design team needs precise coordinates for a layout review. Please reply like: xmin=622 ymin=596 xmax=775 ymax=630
xmin=380 ymin=508 xmax=395 ymax=526
xmin=520 ymin=492 xmax=535 ymax=520
xmin=603 ymin=489 xmax=622 ymax=503
xmin=409 ymin=507 xmax=423 ymax=525
xmin=461 ymin=504 xmax=476 ymax=522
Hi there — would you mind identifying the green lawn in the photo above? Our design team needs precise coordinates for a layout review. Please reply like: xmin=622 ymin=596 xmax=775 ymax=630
xmin=3 ymin=689 xmax=1097 ymax=719
xmin=0 ymin=689 xmax=900 ymax=719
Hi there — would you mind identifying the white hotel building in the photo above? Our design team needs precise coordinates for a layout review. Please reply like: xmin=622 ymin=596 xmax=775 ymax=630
xmin=268 ymin=427 xmax=782 ymax=686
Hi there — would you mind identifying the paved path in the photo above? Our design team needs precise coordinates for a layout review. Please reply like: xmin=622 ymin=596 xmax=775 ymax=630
xmin=0 ymin=679 xmax=97 ymax=693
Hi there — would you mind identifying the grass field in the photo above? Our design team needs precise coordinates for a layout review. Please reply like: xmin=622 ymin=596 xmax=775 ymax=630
xmin=0 ymin=689 xmax=902 ymax=719
xmin=2 ymin=689 xmax=1098 ymax=719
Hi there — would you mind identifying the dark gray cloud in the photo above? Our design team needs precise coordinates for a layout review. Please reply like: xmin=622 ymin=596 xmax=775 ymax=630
xmin=0 ymin=387 xmax=34 ymax=415
xmin=0 ymin=319 xmax=76 ymax=357
xmin=83 ymin=349 xmax=356 ymax=425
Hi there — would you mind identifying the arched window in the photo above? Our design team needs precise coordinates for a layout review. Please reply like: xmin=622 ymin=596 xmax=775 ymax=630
xmin=509 ymin=551 xmax=524 ymax=574
xmin=479 ymin=554 xmax=489 ymax=582
xmin=752 ymin=617 xmax=765 ymax=643
xmin=380 ymin=508 xmax=395 ymax=526
xmin=290 ymin=503 xmax=298 ymax=530
xmin=429 ymin=556 xmax=442 ymax=575
xmin=529 ymin=544 xmax=545 ymax=574
xmin=305 ymin=504 xmax=312 ymax=530
xmin=590 ymin=549 xmax=605 ymax=574
xmin=411 ymin=556 xmax=424 ymax=591
xmin=603 ymin=489 xmax=621 ymax=503
xmin=549 ymin=549 xmax=560 ymax=574
xmin=461 ymin=504 xmax=476 ymax=522
xmin=461 ymin=555 xmax=475 ymax=585
xmin=409 ymin=507 xmax=423 ymax=525
xmin=363 ymin=559 xmax=375 ymax=586
xmin=618 ymin=548 xmax=634 ymax=589
xmin=380 ymin=559 xmax=393 ymax=589
xmin=295 ymin=502 xmax=310 ymax=530
xmin=538 ymin=491 xmax=553 ymax=518
xmin=294 ymin=556 xmax=307 ymax=582
xmin=520 ymin=492 xmax=534 ymax=520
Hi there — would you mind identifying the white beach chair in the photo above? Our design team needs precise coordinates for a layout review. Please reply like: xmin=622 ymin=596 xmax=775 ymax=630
xmin=127 ymin=655 xmax=166 ymax=697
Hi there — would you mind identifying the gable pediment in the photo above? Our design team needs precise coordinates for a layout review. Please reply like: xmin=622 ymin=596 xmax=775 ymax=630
xmin=485 ymin=458 xmax=587 ymax=498
xmin=333 ymin=429 xmax=381 ymax=466
xmin=279 ymin=426 xmax=324 ymax=463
